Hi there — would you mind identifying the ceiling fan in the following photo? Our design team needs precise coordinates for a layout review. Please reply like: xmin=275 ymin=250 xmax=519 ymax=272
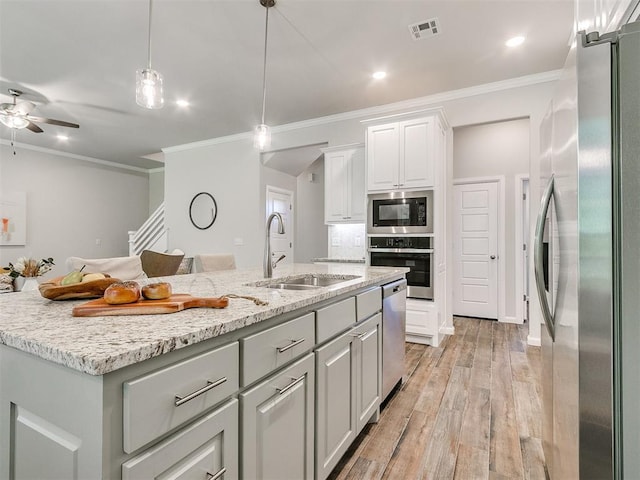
xmin=0 ymin=89 xmax=79 ymax=133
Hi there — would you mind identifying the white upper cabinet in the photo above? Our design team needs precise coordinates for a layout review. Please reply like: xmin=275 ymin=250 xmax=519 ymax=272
xmin=323 ymin=144 xmax=365 ymax=223
xmin=365 ymin=112 xmax=445 ymax=192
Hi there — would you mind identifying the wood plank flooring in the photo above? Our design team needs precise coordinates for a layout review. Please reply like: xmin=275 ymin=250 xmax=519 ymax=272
xmin=329 ymin=317 xmax=545 ymax=480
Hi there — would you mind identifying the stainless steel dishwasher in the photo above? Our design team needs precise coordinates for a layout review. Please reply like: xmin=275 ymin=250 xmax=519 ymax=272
xmin=381 ymin=278 xmax=407 ymax=400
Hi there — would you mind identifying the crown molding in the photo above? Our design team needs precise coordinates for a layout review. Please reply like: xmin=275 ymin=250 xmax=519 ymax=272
xmin=0 ymin=139 xmax=150 ymax=173
xmin=163 ymin=69 xmax=561 ymax=155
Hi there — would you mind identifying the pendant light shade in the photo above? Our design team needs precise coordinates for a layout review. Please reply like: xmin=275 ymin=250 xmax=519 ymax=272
xmin=254 ymin=123 xmax=271 ymax=150
xmin=254 ymin=0 xmax=275 ymax=150
xmin=136 ymin=0 xmax=164 ymax=109
xmin=136 ymin=68 xmax=164 ymax=109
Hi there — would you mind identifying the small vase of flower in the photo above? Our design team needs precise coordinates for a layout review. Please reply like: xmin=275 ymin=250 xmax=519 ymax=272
xmin=8 ymin=257 xmax=55 ymax=292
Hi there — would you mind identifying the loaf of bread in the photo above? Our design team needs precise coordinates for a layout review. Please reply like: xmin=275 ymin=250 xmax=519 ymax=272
xmin=141 ymin=282 xmax=172 ymax=300
xmin=104 ymin=281 xmax=141 ymax=305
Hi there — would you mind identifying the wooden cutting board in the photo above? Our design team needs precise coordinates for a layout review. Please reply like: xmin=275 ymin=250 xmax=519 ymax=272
xmin=72 ymin=294 xmax=229 ymax=317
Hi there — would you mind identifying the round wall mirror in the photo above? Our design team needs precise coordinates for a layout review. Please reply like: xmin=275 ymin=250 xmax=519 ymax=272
xmin=189 ymin=192 xmax=217 ymax=230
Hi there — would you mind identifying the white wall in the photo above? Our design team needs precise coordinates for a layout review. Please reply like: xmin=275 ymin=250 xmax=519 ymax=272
xmin=148 ymin=169 xmax=165 ymax=215
xmin=295 ymin=157 xmax=327 ymax=263
xmin=0 ymin=144 xmax=149 ymax=278
xmin=453 ymin=118 xmax=530 ymax=322
xmin=164 ymin=138 xmax=262 ymax=269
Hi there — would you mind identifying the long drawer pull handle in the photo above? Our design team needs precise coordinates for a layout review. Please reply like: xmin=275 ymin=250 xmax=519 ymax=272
xmin=206 ymin=467 xmax=226 ymax=480
xmin=276 ymin=338 xmax=305 ymax=353
xmin=276 ymin=374 xmax=306 ymax=396
xmin=349 ymin=332 xmax=367 ymax=339
xmin=174 ymin=377 xmax=227 ymax=407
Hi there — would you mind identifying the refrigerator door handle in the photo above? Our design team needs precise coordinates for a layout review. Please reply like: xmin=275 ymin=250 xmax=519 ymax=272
xmin=534 ymin=175 xmax=555 ymax=341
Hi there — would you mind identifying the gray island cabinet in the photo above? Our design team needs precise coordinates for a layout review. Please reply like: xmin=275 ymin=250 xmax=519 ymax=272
xmin=0 ymin=264 xmax=406 ymax=479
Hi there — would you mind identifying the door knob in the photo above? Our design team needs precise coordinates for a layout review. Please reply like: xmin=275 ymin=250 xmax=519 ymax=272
xmin=490 ymin=255 xmax=496 ymax=259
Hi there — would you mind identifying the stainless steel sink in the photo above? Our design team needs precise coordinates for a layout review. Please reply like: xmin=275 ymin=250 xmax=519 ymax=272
xmin=266 ymin=283 xmax=322 ymax=290
xmin=249 ymin=274 xmax=361 ymax=290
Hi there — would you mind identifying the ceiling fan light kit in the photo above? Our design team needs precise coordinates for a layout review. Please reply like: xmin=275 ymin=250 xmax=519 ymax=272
xmin=136 ymin=0 xmax=164 ymax=109
xmin=253 ymin=0 xmax=275 ymax=151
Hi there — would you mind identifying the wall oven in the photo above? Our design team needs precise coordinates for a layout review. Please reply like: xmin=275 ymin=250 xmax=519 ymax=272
xmin=369 ymin=236 xmax=433 ymax=300
xmin=368 ymin=190 xmax=433 ymax=235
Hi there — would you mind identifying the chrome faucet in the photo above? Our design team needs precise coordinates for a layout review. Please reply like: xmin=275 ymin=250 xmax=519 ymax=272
xmin=264 ymin=212 xmax=286 ymax=278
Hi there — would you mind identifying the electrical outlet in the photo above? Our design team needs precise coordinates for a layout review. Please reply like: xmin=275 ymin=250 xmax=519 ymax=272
xmin=95 ymin=238 xmax=101 ymax=246
xmin=331 ymin=236 xmax=341 ymax=246
xmin=234 ymin=238 xmax=244 ymax=246
xmin=354 ymin=236 xmax=361 ymax=247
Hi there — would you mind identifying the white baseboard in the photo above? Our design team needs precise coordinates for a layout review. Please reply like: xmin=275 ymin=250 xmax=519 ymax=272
xmin=406 ymin=333 xmax=432 ymax=346
xmin=440 ymin=326 xmax=455 ymax=335
xmin=527 ymin=335 xmax=541 ymax=346
xmin=500 ymin=315 xmax=523 ymax=324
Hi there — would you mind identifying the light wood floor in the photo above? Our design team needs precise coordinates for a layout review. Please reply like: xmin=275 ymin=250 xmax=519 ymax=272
xmin=329 ymin=317 xmax=546 ymax=480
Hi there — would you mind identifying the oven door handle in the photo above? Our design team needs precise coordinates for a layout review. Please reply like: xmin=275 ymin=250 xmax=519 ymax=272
xmin=368 ymin=248 xmax=434 ymax=254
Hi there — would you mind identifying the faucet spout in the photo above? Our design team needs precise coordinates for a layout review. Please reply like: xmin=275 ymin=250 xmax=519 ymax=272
xmin=264 ymin=212 xmax=285 ymax=278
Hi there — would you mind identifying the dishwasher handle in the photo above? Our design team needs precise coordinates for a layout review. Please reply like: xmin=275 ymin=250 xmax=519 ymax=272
xmin=382 ymin=279 xmax=407 ymax=298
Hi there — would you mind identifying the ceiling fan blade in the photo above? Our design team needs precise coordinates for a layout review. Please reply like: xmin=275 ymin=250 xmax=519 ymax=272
xmin=0 ymin=103 xmax=15 ymax=112
xmin=13 ymin=101 xmax=35 ymax=115
xmin=25 ymin=121 xmax=43 ymax=133
xmin=27 ymin=115 xmax=79 ymax=128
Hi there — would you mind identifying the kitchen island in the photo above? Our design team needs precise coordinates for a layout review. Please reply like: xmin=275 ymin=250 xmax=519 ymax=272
xmin=0 ymin=263 xmax=406 ymax=479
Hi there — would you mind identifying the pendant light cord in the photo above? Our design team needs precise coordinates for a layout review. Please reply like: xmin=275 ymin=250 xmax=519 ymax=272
xmin=147 ymin=0 xmax=154 ymax=70
xmin=260 ymin=3 xmax=270 ymax=125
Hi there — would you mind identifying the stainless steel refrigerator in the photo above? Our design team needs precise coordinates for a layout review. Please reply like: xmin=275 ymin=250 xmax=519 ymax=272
xmin=534 ymin=20 xmax=640 ymax=480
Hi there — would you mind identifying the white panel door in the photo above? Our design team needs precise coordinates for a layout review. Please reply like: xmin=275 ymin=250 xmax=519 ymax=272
xmin=453 ymin=182 xmax=498 ymax=319
xmin=266 ymin=187 xmax=293 ymax=265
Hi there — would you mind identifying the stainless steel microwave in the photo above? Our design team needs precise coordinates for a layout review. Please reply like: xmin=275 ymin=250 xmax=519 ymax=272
xmin=368 ymin=190 xmax=433 ymax=234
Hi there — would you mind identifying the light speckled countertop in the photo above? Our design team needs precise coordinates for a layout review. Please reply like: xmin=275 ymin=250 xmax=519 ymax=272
xmin=0 ymin=264 xmax=406 ymax=376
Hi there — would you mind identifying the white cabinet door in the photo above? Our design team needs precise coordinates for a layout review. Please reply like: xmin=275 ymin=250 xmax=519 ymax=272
xmin=349 ymin=147 xmax=366 ymax=222
xmin=241 ymin=353 xmax=315 ymax=480
xmin=400 ymin=117 xmax=435 ymax=189
xmin=353 ymin=313 xmax=381 ymax=433
xmin=315 ymin=331 xmax=357 ymax=480
xmin=367 ymin=124 xmax=399 ymax=191
xmin=324 ymin=150 xmax=350 ymax=222
xmin=324 ymin=146 xmax=365 ymax=223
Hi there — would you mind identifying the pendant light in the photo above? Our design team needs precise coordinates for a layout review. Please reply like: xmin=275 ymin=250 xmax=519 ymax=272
xmin=136 ymin=0 xmax=164 ymax=109
xmin=254 ymin=0 xmax=275 ymax=150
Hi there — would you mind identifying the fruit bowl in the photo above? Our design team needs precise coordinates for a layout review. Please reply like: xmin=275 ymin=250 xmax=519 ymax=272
xmin=39 ymin=275 xmax=121 ymax=301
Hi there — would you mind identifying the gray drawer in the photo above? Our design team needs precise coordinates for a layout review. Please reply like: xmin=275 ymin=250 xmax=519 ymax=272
xmin=123 ymin=342 xmax=239 ymax=453
xmin=241 ymin=312 xmax=315 ymax=386
xmin=315 ymin=297 xmax=356 ymax=343
xmin=122 ymin=398 xmax=238 ymax=480
xmin=356 ymin=287 xmax=382 ymax=322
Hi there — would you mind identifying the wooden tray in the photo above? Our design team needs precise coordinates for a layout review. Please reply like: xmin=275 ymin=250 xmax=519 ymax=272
xmin=72 ymin=294 xmax=229 ymax=317
xmin=39 ymin=275 xmax=121 ymax=301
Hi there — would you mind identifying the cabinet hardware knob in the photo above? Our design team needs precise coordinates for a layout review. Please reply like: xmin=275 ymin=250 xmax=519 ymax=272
xmin=276 ymin=338 xmax=306 ymax=353
xmin=276 ymin=373 xmax=306 ymax=396
xmin=490 ymin=255 xmax=496 ymax=260
xmin=174 ymin=376 xmax=227 ymax=407
xmin=206 ymin=467 xmax=227 ymax=480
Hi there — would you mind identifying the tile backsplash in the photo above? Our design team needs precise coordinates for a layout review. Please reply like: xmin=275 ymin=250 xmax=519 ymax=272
xmin=328 ymin=223 xmax=367 ymax=260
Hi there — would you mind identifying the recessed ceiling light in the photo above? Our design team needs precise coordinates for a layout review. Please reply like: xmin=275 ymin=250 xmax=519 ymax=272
xmin=176 ymin=99 xmax=190 ymax=107
xmin=372 ymin=71 xmax=387 ymax=80
xmin=505 ymin=36 xmax=525 ymax=48
xmin=56 ymin=134 xmax=69 ymax=141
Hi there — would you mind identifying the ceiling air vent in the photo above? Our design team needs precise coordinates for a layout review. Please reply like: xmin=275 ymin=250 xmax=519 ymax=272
xmin=408 ymin=18 xmax=441 ymax=40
